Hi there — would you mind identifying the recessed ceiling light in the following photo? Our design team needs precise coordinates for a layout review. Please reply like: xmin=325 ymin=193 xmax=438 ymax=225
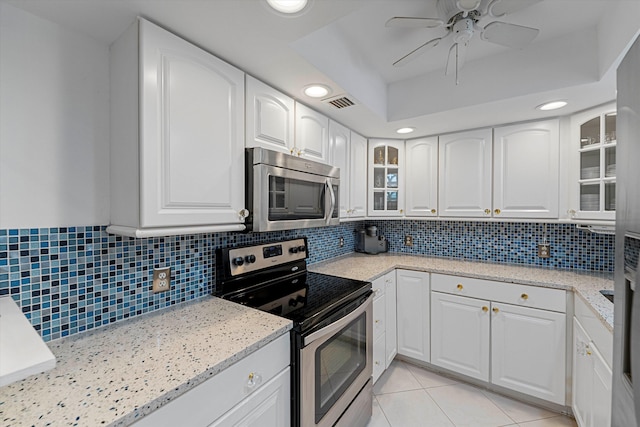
xmin=536 ymin=101 xmax=568 ymax=111
xmin=266 ymin=0 xmax=308 ymax=14
xmin=396 ymin=127 xmax=415 ymax=134
xmin=304 ymin=84 xmax=330 ymax=98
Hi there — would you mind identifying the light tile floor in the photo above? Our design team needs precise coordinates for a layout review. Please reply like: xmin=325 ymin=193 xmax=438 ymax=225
xmin=367 ymin=360 xmax=578 ymax=427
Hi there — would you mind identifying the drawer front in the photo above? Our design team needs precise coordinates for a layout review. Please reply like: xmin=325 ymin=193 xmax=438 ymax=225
xmin=431 ymin=273 xmax=566 ymax=313
xmin=372 ymin=276 xmax=386 ymax=300
xmin=133 ymin=333 xmax=290 ymax=427
xmin=373 ymin=294 xmax=386 ymax=340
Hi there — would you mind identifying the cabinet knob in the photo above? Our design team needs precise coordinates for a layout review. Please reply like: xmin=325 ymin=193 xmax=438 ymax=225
xmin=375 ymin=361 xmax=380 ymax=365
xmin=374 ymin=288 xmax=381 ymax=295
xmin=431 ymin=209 xmax=436 ymax=214
xmin=484 ymin=209 xmax=491 ymax=215
xmin=457 ymin=284 xmax=464 ymax=291
xmin=375 ymin=319 xmax=380 ymax=324
xmin=493 ymin=307 xmax=500 ymax=313
xmin=587 ymin=349 xmax=592 ymax=356
xmin=482 ymin=306 xmax=489 ymax=312
xmin=494 ymin=208 xmax=501 ymax=215
xmin=400 ymin=209 xmax=404 ymax=213
xmin=238 ymin=208 xmax=249 ymax=219
xmin=297 ymin=149 xmax=303 ymax=157
xmin=521 ymin=293 xmax=529 ymax=300
xmin=247 ymin=372 xmax=262 ymax=389
xmin=290 ymin=148 xmax=295 ymax=155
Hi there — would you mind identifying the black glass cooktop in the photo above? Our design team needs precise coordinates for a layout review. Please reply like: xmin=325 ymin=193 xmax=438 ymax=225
xmin=221 ymin=271 xmax=371 ymax=332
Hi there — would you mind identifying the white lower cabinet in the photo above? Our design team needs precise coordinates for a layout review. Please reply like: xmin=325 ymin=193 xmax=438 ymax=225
xmin=573 ymin=317 xmax=612 ymax=427
xmin=491 ymin=302 xmax=566 ymax=404
xmin=372 ymin=271 xmax=397 ymax=383
xmin=132 ymin=334 xmax=290 ymax=427
xmin=431 ymin=292 xmax=490 ymax=381
xmin=430 ymin=273 xmax=566 ymax=405
xmin=396 ymin=270 xmax=430 ymax=363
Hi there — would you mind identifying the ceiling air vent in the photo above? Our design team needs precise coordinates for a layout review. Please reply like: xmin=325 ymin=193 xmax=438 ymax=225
xmin=323 ymin=95 xmax=356 ymax=110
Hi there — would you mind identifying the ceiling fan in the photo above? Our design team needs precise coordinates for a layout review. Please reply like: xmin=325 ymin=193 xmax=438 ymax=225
xmin=386 ymin=0 xmax=542 ymax=84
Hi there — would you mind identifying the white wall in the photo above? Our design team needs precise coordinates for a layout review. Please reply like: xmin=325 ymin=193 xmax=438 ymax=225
xmin=0 ymin=3 xmax=110 ymax=229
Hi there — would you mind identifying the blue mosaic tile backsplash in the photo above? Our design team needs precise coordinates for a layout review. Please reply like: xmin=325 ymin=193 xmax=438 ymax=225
xmin=0 ymin=220 xmax=614 ymax=342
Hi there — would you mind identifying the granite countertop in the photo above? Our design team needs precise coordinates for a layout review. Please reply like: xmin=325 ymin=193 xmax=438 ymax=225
xmin=0 ymin=297 xmax=292 ymax=427
xmin=308 ymin=253 xmax=614 ymax=331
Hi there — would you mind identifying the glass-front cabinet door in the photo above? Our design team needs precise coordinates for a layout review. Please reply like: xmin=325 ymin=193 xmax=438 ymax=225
xmin=368 ymin=139 xmax=405 ymax=216
xmin=570 ymin=103 xmax=616 ymax=221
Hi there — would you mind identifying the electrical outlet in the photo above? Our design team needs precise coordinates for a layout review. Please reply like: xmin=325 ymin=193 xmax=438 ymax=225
xmin=537 ymin=244 xmax=551 ymax=258
xmin=152 ymin=267 xmax=171 ymax=293
xmin=404 ymin=235 xmax=413 ymax=246
xmin=338 ymin=236 xmax=344 ymax=247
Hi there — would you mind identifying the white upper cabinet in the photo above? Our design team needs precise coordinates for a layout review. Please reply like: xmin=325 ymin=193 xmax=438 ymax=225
xmin=330 ymin=123 xmax=367 ymax=219
xmin=329 ymin=120 xmax=351 ymax=218
xmin=438 ymin=129 xmax=493 ymax=217
xmin=245 ymin=76 xmax=295 ymax=154
xmin=109 ymin=18 xmax=245 ymax=237
xmin=405 ymin=137 xmax=438 ymax=217
xmin=368 ymin=139 xmax=405 ymax=216
xmin=295 ymin=103 xmax=329 ymax=163
xmin=567 ymin=103 xmax=616 ymax=222
xmin=348 ymin=132 xmax=368 ymax=219
xmin=493 ymin=119 xmax=560 ymax=219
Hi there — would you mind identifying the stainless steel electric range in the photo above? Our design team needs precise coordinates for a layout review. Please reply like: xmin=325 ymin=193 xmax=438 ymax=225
xmin=215 ymin=237 xmax=373 ymax=427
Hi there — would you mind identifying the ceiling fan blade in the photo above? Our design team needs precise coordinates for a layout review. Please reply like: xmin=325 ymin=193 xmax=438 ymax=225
xmin=385 ymin=17 xmax=445 ymax=29
xmin=487 ymin=0 xmax=542 ymax=17
xmin=445 ymin=42 xmax=468 ymax=77
xmin=481 ymin=21 xmax=539 ymax=49
xmin=393 ymin=38 xmax=441 ymax=67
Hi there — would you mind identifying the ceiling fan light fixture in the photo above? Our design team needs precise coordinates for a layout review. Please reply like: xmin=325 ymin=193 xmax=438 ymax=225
xmin=304 ymin=84 xmax=330 ymax=98
xmin=266 ymin=0 xmax=308 ymax=14
xmin=537 ymin=100 xmax=568 ymax=111
xmin=457 ymin=0 xmax=481 ymax=12
xmin=396 ymin=127 xmax=415 ymax=134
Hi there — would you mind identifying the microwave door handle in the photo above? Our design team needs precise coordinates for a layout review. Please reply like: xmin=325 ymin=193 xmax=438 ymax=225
xmin=326 ymin=178 xmax=336 ymax=225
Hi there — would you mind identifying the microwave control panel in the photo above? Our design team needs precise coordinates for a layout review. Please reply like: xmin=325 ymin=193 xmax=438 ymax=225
xmin=227 ymin=238 xmax=307 ymax=276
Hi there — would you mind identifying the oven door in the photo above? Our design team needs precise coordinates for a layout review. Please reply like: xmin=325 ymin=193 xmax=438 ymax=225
xmin=300 ymin=294 xmax=373 ymax=427
xmin=252 ymin=163 xmax=339 ymax=232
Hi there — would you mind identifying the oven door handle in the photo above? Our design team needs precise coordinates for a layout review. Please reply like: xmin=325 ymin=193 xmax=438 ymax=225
xmin=303 ymin=293 xmax=372 ymax=347
xmin=325 ymin=178 xmax=336 ymax=225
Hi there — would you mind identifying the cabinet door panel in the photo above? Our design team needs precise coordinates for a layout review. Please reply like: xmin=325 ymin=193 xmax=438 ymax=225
xmin=140 ymin=20 xmax=244 ymax=227
xmin=295 ymin=103 xmax=329 ymax=163
xmin=491 ymin=303 xmax=566 ymax=405
xmin=591 ymin=345 xmax=612 ymax=427
xmin=373 ymin=333 xmax=386 ymax=384
xmin=573 ymin=318 xmax=592 ymax=427
xmin=396 ymin=270 xmax=429 ymax=362
xmin=431 ymin=292 xmax=490 ymax=381
xmin=385 ymin=272 xmax=397 ymax=368
xmin=349 ymin=132 xmax=368 ymax=218
xmin=373 ymin=293 xmax=386 ymax=340
xmin=406 ymin=137 xmax=438 ymax=216
xmin=494 ymin=120 xmax=559 ymax=218
xmin=246 ymin=76 xmax=294 ymax=154
xmin=329 ymin=120 xmax=350 ymax=217
xmin=439 ymin=129 xmax=492 ymax=217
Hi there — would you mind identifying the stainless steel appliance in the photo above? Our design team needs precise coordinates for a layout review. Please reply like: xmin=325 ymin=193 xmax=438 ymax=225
xmin=612 ymin=33 xmax=640 ymax=427
xmin=245 ymin=148 xmax=340 ymax=232
xmin=215 ymin=237 xmax=373 ymax=427
xmin=355 ymin=226 xmax=389 ymax=255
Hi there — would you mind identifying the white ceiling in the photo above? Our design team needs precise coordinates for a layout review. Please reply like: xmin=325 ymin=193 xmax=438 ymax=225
xmin=5 ymin=0 xmax=640 ymax=138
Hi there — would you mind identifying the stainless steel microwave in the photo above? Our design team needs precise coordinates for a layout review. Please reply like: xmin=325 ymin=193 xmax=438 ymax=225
xmin=245 ymin=148 xmax=340 ymax=232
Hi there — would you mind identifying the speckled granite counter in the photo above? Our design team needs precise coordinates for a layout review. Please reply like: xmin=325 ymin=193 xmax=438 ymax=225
xmin=308 ymin=253 xmax=614 ymax=331
xmin=0 ymin=297 xmax=292 ymax=427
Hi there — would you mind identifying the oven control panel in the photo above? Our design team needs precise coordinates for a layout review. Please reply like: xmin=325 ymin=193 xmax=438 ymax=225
xmin=227 ymin=238 xmax=308 ymax=276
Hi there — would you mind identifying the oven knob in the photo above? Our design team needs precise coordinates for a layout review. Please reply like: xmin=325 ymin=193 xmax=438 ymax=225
xmin=298 ymin=245 xmax=306 ymax=253
xmin=288 ymin=298 xmax=298 ymax=307
xmin=245 ymin=254 xmax=256 ymax=264
xmin=232 ymin=257 xmax=245 ymax=266
xmin=289 ymin=247 xmax=299 ymax=254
